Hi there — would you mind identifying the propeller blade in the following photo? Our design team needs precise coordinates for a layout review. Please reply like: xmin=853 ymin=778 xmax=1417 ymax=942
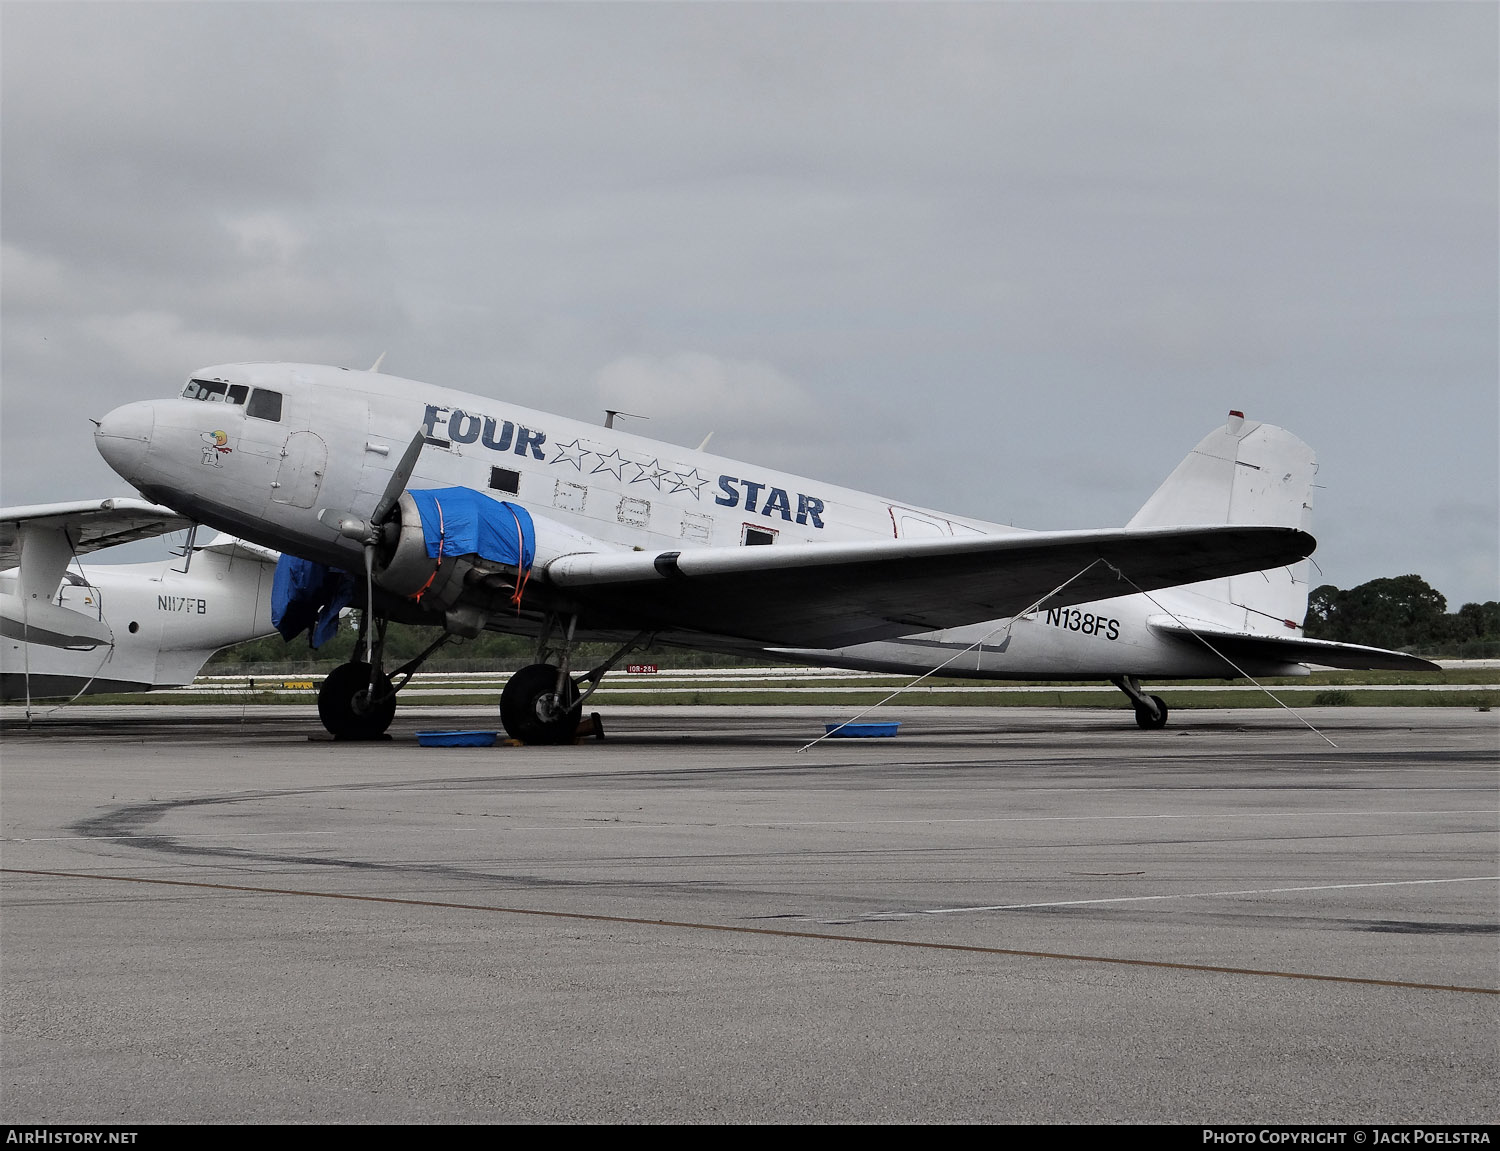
xmin=371 ymin=431 xmax=427 ymax=529
xmin=364 ymin=543 xmax=376 ymax=669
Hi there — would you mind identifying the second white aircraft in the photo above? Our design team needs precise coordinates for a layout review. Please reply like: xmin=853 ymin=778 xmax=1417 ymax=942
xmin=1 ymin=499 xmax=279 ymax=703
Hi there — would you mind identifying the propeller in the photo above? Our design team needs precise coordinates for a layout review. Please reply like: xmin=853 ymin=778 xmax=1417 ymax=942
xmin=317 ymin=430 xmax=427 ymax=668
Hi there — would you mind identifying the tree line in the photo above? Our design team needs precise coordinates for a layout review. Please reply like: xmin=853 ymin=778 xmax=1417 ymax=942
xmin=1305 ymin=574 xmax=1499 ymax=655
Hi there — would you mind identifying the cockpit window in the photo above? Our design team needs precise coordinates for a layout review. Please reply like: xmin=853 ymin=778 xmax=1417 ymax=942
xmin=182 ymin=379 xmax=251 ymax=406
xmin=183 ymin=379 xmax=226 ymax=401
xmin=182 ymin=379 xmax=279 ymax=419
xmin=246 ymin=389 xmax=283 ymax=422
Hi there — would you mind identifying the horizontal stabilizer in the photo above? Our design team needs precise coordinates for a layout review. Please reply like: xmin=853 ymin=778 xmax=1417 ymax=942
xmin=544 ymin=524 xmax=1315 ymax=648
xmin=0 ymin=593 xmax=111 ymax=649
xmin=1147 ymin=619 xmax=1439 ymax=672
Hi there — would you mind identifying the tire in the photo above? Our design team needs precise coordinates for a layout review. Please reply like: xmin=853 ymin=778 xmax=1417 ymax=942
xmin=500 ymin=663 xmax=582 ymax=745
xmin=1133 ymin=694 xmax=1169 ymax=730
xmin=318 ymin=662 xmax=397 ymax=740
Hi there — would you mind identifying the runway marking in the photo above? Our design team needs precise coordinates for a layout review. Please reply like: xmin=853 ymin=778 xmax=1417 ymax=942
xmin=4 ymin=806 xmax=1496 ymax=844
xmin=919 ymin=875 xmax=1500 ymax=915
xmin=3 ymin=867 xmax=1495 ymax=996
xmin=761 ymin=808 xmax=1499 ymax=827
xmin=6 ymin=806 xmax=1496 ymax=843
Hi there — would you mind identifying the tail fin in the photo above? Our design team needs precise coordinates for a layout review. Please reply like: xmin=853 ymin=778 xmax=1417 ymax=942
xmin=1128 ymin=412 xmax=1317 ymax=633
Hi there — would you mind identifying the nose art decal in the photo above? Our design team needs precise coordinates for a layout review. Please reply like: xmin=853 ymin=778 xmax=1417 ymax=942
xmin=200 ymin=429 xmax=233 ymax=467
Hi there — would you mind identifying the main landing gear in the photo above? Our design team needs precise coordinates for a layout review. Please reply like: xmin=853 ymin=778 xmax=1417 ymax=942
xmin=1112 ymin=675 xmax=1169 ymax=730
xmin=316 ymin=613 xmax=454 ymax=740
xmin=318 ymin=661 xmax=397 ymax=740
xmin=315 ymin=603 xmax=644 ymax=745
xmin=498 ymin=616 xmax=646 ymax=745
xmin=499 ymin=663 xmax=581 ymax=745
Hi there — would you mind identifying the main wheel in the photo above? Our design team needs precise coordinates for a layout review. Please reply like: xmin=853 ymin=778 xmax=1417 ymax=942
xmin=318 ymin=661 xmax=397 ymax=740
xmin=500 ymin=663 xmax=582 ymax=745
xmin=1133 ymin=694 xmax=1169 ymax=730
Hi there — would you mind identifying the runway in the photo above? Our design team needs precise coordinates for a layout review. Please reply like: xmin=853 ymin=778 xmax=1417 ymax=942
xmin=2 ymin=705 xmax=1496 ymax=1123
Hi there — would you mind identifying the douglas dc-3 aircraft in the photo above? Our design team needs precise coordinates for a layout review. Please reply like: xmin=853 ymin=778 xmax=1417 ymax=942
xmin=93 ymin=362 xmax=1433 ymax=742
xmin=1 ymin=498 xmax=279 ymax=701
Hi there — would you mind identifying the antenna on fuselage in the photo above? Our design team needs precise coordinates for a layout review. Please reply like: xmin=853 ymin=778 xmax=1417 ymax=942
xmin=696 ymin=432 xmax=714 ymax=452
xmin=370 ymin=352 xmax=387 ymax=373
xmin=603 ymin=409 xmax=648 ymax=430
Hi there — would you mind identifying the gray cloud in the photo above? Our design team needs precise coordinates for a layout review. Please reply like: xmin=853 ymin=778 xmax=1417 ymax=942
xmin=3 ymin=2 xmax=1494 ymax=604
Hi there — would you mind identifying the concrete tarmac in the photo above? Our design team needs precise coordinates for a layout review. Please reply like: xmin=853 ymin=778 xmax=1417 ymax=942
xmin=2 ymin=704 xmax=1496 ymax=1124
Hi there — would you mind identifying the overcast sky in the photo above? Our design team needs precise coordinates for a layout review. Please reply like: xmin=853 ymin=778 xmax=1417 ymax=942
xmin=3 ymin=2 xmax=1495 ymax=606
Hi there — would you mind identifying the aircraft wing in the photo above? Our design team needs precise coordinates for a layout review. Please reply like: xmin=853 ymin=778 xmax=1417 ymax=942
xmin=0 ymin=498 xmax=193 ymax=570
xmin=542 ymin=525 xmax=1315 ymax=647
xmin=1 ymin=498 xmax=195 ymax=649
xmin=1146 ymin=620 xmax=1440 ymax=673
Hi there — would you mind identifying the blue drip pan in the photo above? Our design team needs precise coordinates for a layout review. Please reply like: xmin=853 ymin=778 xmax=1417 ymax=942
xmin=824 ymin=722 xmax=901 ymax=738
xmin=416 ymin=730 xmax=498 ymax=748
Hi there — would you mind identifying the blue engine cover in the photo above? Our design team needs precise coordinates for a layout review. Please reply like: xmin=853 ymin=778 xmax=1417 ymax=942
xmin=405 ymin=488 xmax=535 ymax=569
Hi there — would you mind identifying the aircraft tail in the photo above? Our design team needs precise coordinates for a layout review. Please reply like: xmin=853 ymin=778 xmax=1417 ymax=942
xmin=1127 ymin=412 xmax=1316 ymax=633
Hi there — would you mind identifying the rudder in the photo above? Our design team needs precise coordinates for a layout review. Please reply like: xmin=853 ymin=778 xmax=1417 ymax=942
xmin=1128 ymin=412 xmax=1317 ymax=633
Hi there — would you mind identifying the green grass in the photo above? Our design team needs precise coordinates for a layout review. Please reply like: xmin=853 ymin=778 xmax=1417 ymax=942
xmin=25 ymin=662 xmax=1496 ymax=710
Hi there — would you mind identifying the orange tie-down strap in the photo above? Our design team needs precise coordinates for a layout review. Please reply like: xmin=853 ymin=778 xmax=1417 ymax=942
xmin=506 ymin=503 xmax=532 ymax=609
xmin=410 ymin=497 xmax=446 ymax=604
xmin=410 ymin=497 xmax=534 ymax=611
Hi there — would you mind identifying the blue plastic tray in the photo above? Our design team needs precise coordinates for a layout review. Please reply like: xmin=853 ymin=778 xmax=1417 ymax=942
xmin=824 ymin=722 xmax=901 ymax=738
xmin=416 ymin=730 xmax=498 ymax=748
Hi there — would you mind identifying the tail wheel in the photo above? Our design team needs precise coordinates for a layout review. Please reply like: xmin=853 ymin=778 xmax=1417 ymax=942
xmin=1134 ymin=694 xmax=1169 ymax=730
xmin=318 ymin=661 xmax=397 ymax=740
xmin=500 ymin=663 xmax=582 ymax=745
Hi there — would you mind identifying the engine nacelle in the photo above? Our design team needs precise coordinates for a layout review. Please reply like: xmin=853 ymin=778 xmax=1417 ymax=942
xmin=374 ymin=491 xmax=473 ymax=606
xmin=371 ymin=490 xmax=616 ymax=631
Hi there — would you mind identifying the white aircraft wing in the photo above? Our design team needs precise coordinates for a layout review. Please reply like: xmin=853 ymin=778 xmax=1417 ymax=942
xmin=543 ymin=525 xmax=1315 ymax=647
xmin=1 ymin=498 xmax=196 ymax=649
xmin=1145 ymin=620 xmax=1440 ymax=672
xmin=0 ymin=498 xmax=193 ymax=570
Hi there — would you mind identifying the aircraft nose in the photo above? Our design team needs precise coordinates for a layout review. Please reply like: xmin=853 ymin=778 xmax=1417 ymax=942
xmin=94 ymin=400 xmax=156 ymax=482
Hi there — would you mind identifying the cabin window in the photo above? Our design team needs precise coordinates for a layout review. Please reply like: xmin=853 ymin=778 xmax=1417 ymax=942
xmin=618 ymin=496 xmax=650 ymax=527
xmin=742 ymin=525 xmax=777 ymax=546
xmin=489 ymin=467 xmax=520 ymax=495
xmin=246 ymin=389 xmax=283 ymax=422
xmin=554 ymin=480 xmax=586 ymax=513
xmin=680 ymin=512 xmax=712 ymax=544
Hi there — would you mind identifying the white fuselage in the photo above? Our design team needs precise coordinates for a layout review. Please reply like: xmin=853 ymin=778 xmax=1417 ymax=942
xmin=0 ymin=547 xmax=278 ymax=699
xmin=96 ymin=363 xmax=1307 ymax=681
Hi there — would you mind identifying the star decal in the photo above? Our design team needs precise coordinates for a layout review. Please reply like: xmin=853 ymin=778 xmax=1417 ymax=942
xmin=667 ymin=466 xmax=710 ymax=499
xmin=549 ymin=438 xmax=592 ymax=471
xmin=629 ymin=458 xmax=673 ymax=490
xmin=589 ymin=448 xmax=629 ymax=481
